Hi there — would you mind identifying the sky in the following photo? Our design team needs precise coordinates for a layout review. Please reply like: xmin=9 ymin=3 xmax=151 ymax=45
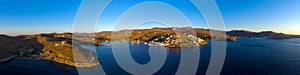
xmin=0 ymin=0 xmax=299 ymax=35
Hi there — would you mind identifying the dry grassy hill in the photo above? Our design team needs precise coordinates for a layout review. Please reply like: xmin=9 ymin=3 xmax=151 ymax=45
xmin=0 ymin=34 xmax=99 ymax=67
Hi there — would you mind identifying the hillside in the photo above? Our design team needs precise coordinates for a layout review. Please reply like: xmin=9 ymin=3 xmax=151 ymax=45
xmin=93 ymin=27 xmax=236 ymax=47
xmin=0 ymin=34 xmax=99 ymax=67
xmin=0 ymin=35 xmax=43 ymax=59
xmin=0 ymin=35 xmax=23 ymax=59
xmin=94 ymin=27 xmax=236 ymax=42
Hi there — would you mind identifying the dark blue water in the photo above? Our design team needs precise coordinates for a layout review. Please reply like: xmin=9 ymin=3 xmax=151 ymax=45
xmin=0 ymin=59 xmax=78 ymax=75
xmin=1 ymin=38 xmax=300 ymax=75
xmin=222 ymin=38 xmax=300 ymax=75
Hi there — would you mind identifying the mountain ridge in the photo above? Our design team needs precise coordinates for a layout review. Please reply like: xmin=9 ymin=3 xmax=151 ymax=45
xmin=226 ymin=30 xmax=300 ymax=39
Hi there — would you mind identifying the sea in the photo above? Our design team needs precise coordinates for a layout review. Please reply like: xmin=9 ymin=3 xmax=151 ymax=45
xmin=1 ymin=38 xmax=300 ymax=75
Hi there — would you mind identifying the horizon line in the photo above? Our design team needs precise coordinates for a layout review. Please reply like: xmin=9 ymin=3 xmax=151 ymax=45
xmin=1 ymin=27 xmax=299 ymax=36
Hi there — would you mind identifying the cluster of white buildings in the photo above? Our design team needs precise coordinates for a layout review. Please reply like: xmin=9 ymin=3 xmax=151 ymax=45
xmin=187 ymin=35 xmax=205 ymax=44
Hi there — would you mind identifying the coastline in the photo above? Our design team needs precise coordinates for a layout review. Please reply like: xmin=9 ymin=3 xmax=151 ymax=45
xmin=0 ymin=55 xmax=17 ymax=63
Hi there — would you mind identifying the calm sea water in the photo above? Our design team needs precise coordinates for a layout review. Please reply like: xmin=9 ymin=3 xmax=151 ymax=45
xmin=1 ymin=38 xmax=300 ymax=75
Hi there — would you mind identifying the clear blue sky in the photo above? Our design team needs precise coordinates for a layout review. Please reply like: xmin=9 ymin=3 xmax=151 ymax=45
xmin=0 ymin=0 xmax=299 ymax=35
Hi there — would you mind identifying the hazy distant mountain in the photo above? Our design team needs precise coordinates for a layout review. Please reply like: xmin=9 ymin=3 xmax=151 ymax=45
xmin=226 ymin=30 xmax=300 ymax=39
